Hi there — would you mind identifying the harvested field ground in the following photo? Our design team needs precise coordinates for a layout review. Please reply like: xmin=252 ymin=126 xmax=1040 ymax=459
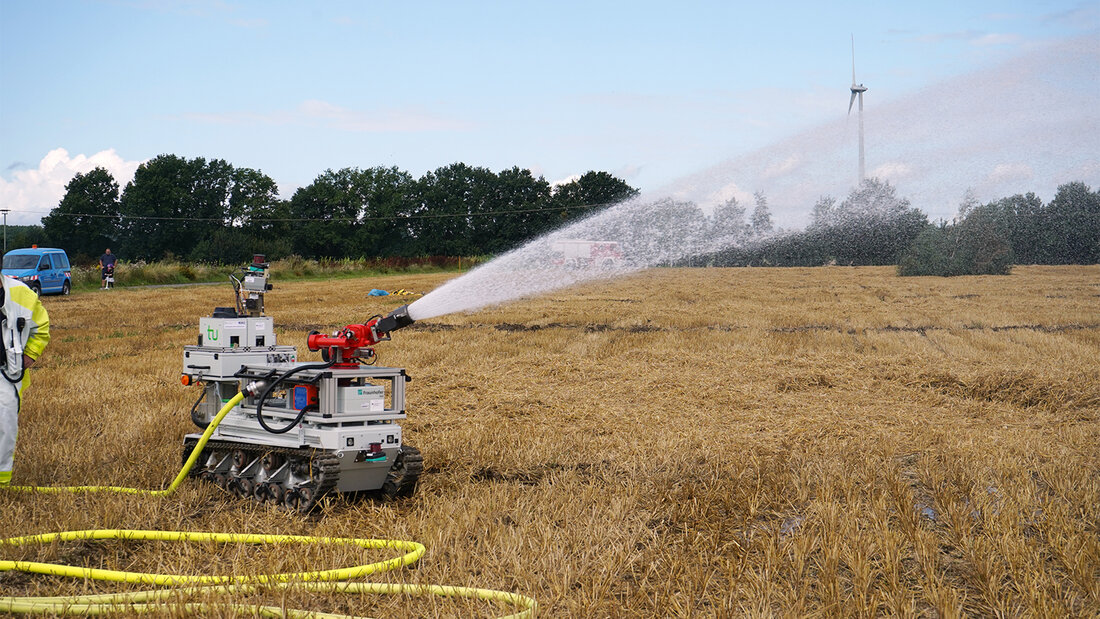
xmin=2 ymin=265 xmax=1098 ymax=617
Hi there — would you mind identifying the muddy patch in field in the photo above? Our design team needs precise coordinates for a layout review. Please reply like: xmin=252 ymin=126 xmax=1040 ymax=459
xmin=493 ymin=322 xmax=660 ymax=334
xmin=397 ymin=321 xmax=1100 ymax=337
xmin=470 ymin=461 xmax=614 ymax=485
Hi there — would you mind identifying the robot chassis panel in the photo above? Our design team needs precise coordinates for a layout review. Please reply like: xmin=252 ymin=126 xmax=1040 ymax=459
xmin=182 ymin=317 xmax=421 ymax=514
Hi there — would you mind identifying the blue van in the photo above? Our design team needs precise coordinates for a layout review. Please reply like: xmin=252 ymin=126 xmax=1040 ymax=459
xmin=2 ymin=247 xmax=72 ymax=295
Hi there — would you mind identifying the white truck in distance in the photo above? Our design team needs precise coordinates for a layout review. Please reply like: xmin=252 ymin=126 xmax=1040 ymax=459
xmin=550 ymin=240 xmax=623 ymax=269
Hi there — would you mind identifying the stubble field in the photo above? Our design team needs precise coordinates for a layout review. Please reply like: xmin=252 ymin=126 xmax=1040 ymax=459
xmin=2 ymin=265 xmax=1098 ymax=617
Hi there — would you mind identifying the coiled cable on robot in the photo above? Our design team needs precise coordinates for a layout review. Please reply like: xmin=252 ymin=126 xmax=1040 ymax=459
xmin=0 ymin=393 xmax=538 ymax=618
xmin=254 ymin=358 xmax=337 ymax=434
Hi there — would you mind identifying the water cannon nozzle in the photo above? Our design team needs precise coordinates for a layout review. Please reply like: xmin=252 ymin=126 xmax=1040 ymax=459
xmin=374 ymin=304 xmax=414 ymax=335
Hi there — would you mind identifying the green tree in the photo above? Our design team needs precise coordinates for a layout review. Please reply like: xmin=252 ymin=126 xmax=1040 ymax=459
xmin=407 ymin=163 xmax=498 ymax=256
xmin=4 ymin=225 xmax=47 ymax=253
xmin=289 ymin=167 xmax=415 ymax=259
xmin=1045 ymin=181 xmax=1100 ymax=264
xmin=956 ymin=204 xmax=1014 ymax=274
xmin=550 ymin=171 xmax=639 ymax=226
xmin=229 ymin=167 xmax=287 ymax=240
xmin=837 ymin=178 xmax=912 ymax=222
xmin=750 ymin=191 xmax=773 ymax=236
xmin=289 ymin=168 xmax=369 ymax=259
xmin=898 ymin=205 xmax=1013 ymax=277
xmin=897 ymin=223 xmax=954 ymax=276
xmin=824 ymin=178 xmax=927 ymax=265
xmin=710 ymin=196 xmax=748 ymax=245
xmin=42 ymin=167 xmax=121 ymax=261
xmin=489 ymin=167 xmax=553 ymax=251
xmin=119 ymin=155 xmax=286 ymax=261
xmin=119 ymin=155 xmax=232 ymax=260
xmin=985 ymin=193 xmax=1043 ymax=264
xmin=809 ymin=195 xmax=838 ymax=229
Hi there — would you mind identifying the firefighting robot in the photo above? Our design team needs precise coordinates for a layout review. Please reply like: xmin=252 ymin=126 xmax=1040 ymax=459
xmin=180 ymin=256 xmax=421 ymax=512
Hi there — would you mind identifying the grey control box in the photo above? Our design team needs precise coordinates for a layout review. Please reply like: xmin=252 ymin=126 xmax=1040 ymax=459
xmin=183 ymin=345 xmax=297 ymax=380
xmin=199 ymin=316 xmax=276 ymax=348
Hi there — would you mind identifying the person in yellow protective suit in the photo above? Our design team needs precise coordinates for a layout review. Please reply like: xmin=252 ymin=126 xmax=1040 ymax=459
xmin=0 ymin=276 xmax=50 ymax=486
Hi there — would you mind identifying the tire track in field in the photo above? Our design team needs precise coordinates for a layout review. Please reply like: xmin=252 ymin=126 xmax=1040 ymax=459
xmin=404 ymin=322 xmax=1100 ymax=336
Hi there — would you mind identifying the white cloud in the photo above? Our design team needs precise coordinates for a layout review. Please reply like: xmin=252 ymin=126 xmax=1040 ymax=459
xmin=0 ymin=149 xmax=143 ymax=225
xmin=986 ymin=163 xmax=1033 ymax=183
xmin=870 ymin=161 xmax=913 ymax=181
xmin=550 ymin=174 xmax=581 ymax=188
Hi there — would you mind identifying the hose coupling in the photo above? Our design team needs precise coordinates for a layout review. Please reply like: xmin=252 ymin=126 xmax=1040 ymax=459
xmin=243 ymin=380 xmax=267 ymax=397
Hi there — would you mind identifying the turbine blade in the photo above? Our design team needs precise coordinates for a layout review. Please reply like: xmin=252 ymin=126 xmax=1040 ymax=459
xmin=851 ymin=34 xmax=857 ymax=85
xmin=849 ymin=91 xmax=857 ymax=114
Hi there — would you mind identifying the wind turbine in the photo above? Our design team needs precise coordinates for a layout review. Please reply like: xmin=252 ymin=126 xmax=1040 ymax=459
xmin=848 ymin=34 xmax=867 ymax=183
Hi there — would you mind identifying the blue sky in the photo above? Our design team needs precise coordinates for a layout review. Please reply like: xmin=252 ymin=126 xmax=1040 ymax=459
xmin=1 ymin=0 xmax=1097 ymax=226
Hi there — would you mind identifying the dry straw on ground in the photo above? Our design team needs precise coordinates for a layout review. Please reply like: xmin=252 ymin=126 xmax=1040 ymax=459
xmin=2 ymin=265 xmax=1098 ymax=617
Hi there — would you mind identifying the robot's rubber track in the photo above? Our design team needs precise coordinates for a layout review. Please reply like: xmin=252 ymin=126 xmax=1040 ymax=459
xmin=182 ymin=438 xmax=340 ymax=514
xmin=383 ymin=445 xmax=423 ymax=499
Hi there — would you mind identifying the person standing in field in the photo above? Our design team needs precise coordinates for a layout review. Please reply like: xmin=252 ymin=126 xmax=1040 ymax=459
xmin=0 ymin=275 xmax=50 ymax=487
xmin=99 ymin=248 xmax=117 ymax=289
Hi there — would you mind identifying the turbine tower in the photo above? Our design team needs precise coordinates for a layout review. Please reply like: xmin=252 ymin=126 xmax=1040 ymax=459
xmin=848 ymin=34 xmax=867 ymax=183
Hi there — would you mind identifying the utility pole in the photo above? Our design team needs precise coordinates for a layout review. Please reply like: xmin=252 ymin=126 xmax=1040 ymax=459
xmin=0 ymin=209 xmax=9 ymax=254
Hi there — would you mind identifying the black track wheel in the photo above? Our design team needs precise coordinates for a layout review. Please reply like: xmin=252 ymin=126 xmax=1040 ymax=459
xmin=269 ymin=483 xmax=286 ymax=505
xmin=261 ymin=453 xmax=283 ymax=473
xmin=237 ymin=478 xmax=255 ymax=498
xmin=296 ymin=487 xmax=317 ymax=513
xmin=381 ymin=444 xmax=423 ymax=499
xmin=284 ymin=488 xmax=319 ymax=513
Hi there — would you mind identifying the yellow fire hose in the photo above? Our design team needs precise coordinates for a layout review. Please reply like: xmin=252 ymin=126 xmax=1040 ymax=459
xmin=1 ymin=393 xmax=537 ymax=618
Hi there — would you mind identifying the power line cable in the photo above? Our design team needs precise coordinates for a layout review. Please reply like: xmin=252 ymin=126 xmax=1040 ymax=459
xmin=18 ymin=201 xmax=616 ymax=223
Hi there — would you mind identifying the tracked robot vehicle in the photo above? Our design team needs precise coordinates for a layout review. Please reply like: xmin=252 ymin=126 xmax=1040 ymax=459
xmin=180 ymin=255 xmax=421 ymax=512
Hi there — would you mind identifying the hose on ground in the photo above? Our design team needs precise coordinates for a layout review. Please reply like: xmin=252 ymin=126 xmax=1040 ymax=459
xmin=0 ymin=393 xmax=537 ymax=618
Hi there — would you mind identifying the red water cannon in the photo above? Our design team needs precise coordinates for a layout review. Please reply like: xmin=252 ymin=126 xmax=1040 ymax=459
xmin=306 ymin=304 xmax=415 ymax=366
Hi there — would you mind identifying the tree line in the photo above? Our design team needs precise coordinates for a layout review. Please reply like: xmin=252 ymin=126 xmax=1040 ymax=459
xmin=30 ymin=152 xmax=1100 ymax=275
xmin=38 ymin=154 xmax=638 ymax=264
xmin=698 ymin=179 xmax=1099 ymax=275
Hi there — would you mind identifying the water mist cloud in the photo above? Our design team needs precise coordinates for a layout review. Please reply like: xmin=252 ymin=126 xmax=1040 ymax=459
xmin=653 ymin=35 xmax=1100 ymax=225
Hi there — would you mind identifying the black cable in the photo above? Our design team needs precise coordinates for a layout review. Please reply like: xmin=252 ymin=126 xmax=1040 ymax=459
xmin=27 ymin=200 xmax=616 ymax=222
xmin=189 ymin=387 xmax=209 ymax=429
xmin=2 ymin=364 xmax=24 ymax=384
xmin=2 ymin=319 xmax=28 ymax=385
xmin=0 ymin=298 xmax=21 ymax=397
xmin=255 ymin=359 xmax=337 ymax=434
